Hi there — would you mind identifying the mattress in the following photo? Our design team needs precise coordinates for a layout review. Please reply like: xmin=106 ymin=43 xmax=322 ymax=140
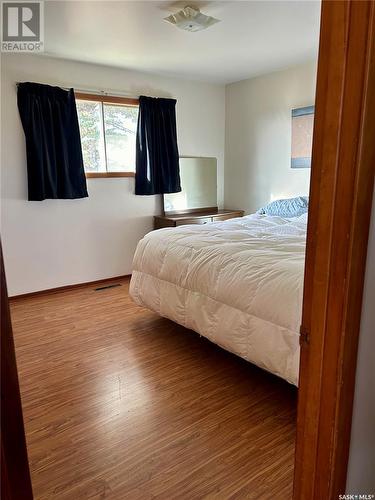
xmin=130 ymin=213 xmax=307 ymax=385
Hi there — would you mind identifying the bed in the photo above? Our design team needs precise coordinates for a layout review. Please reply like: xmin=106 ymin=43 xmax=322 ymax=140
xmin=130 ymin=212 xmax=307 ymax=386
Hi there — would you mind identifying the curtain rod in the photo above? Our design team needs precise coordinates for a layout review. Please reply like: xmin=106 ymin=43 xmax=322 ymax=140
xmin=16 ymin=82 xmax=139 ymax=98
xmin=15 ymin=82 xmax=174 ymax=100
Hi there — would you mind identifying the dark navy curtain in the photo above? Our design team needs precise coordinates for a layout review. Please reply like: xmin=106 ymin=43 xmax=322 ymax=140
xmin=17 ymin=82 xmax=88 ymax=201
xmin=135 ymin=96 xmax=181 ymax=195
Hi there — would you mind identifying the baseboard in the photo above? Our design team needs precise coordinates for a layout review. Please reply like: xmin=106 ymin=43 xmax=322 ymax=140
xmin=9 ymin=274 xmax=131 ymax=300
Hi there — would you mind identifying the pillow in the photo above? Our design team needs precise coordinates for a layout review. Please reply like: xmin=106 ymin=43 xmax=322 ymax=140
xmin=257 ymin=196 xmax=309 ymax=218
xmin=295 ymin=212 xmax=308 ymax=223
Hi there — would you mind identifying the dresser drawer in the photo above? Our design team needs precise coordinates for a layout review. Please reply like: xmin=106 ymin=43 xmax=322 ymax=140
xmin=214 ymin=212 xmax=243 ymax=222
xmin=214 ymin=214 xmax=236 ymax=221
xmin=154 ymin=210 xmax=244 ymax=230
xmin=176 ymin=217 xmax=212 ymax=226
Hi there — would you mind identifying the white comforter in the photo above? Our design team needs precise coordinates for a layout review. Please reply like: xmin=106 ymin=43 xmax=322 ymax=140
xmin=130 ymin=213 xmax=307 ymax=385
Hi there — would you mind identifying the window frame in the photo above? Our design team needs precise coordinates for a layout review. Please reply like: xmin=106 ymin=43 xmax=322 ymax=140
xmin=75 ymin=92 xmax=139 ymax=178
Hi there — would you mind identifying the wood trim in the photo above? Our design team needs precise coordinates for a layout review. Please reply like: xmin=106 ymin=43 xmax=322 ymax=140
xmin=85 ymin=172 xmax=135 ymax=178
xmin=1 ymin=241 xmax=34 ymax=499
xmin=9 ymin=275 xmax=131 ymax=301
xmin=294 ymin=1 xmax=375 ymax=498
xmin=75 ymin=92 xmax=139 ymax=106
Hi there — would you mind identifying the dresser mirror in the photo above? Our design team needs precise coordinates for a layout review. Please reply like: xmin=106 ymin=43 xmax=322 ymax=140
xmin=163 ymin=157 xmax=217 ymax=215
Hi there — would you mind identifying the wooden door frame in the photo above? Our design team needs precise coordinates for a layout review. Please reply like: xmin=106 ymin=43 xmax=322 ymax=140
xmin=1 ymin=240 xmax=34 ymax=500
xmin=294 ymin=0 xmax=375 ymax=498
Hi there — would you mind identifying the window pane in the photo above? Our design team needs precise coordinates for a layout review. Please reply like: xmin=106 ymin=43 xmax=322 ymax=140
xmin=76 ymin=100 xmax=106 ymax=173
xmin=103 ymin=104 xmax=138 ymax=172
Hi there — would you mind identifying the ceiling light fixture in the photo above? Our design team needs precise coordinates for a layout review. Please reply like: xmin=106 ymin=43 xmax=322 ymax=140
xmin=164 ymin=6 xmax=220 ymax=32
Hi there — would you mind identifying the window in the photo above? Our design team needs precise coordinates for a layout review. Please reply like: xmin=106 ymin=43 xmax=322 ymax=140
xmin=75 ymin=93 xmax=139 ymax=178
xmin=291 ymin=106 xmax=315 ymax=168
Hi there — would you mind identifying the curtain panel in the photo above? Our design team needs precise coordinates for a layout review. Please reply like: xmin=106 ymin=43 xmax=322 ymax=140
xmin=135 ymin=96 xmax=181 ymax=195
xmin=17 ymin=82 xmax=88 ymax=201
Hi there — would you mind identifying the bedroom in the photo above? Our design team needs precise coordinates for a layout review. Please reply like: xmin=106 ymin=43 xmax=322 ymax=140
xmin=1 ymin=1 xmax=374 ymax=499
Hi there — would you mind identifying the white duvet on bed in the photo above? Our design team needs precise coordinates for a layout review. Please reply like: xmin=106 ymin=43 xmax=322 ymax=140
xmin=130 ymin=213 xmax=307 ymax=385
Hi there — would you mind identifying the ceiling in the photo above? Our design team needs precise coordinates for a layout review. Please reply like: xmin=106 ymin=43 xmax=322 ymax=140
xmin=43 ymin=0 xmax=321 ymax=84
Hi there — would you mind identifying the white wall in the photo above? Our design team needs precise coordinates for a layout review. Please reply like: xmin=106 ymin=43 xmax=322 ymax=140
xmin=346 ymin=190 xmax=375 ymax=493
xmin=224 ymin=62 xmax=316 ymax=214
xmin=1 ymin=54 xmax=225 ymax=296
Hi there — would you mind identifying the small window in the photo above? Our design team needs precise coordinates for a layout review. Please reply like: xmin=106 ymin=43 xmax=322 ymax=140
xmin=75 ymin=93 xmax=139 ymax=178
xmin=291 ymin=106 xmax=315 ymax=168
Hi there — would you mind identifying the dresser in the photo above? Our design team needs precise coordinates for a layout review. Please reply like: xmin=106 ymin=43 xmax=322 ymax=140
xmin=154 ymin=209 xmax=245 ymax=230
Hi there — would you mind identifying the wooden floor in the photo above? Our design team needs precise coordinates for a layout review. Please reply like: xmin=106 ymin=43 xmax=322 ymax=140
xmin=10 ymin=277 xmax=296 ymax=499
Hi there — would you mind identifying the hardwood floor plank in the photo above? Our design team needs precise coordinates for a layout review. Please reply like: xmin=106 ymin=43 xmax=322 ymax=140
xmin=10 ymin=277 xmax=296 ymax=499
